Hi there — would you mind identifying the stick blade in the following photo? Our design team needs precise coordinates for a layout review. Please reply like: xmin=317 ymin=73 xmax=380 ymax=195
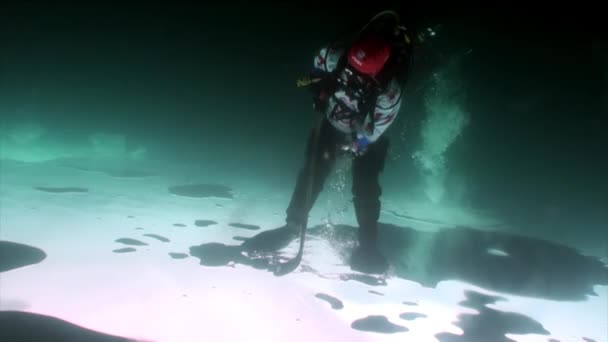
xmin=272 ymin=252 xmax=303 ymax=276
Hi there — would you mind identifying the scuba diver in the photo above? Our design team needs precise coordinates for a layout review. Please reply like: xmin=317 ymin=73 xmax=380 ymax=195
xmin=243 ymin=11 xmax=420 ymax=275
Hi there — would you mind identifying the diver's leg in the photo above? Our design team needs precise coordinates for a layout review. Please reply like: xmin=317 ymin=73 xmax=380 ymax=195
xmin=350 ymin=136 xmax=390 ymax=273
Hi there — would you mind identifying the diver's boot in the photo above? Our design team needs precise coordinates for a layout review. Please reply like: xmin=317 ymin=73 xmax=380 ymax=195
xmin=350 ymin=226 xmax=388 ymax=274
xmin=350 ymin=199 xmax=388 ymax=274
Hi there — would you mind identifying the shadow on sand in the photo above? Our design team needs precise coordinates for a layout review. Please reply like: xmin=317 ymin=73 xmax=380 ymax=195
xmin=190 ymin=222 xmax=608 ymax=301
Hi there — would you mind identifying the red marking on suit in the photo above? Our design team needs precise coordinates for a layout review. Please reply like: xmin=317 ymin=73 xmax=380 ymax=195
xmin=375 ymin=112 xmax=396 ymax=126
xmin=316 ymin=56 xmax=326 ymax=68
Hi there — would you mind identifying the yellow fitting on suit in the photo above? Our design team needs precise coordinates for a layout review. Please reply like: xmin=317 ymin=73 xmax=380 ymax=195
xmin=297 ymin=76 xmax=322 ymax=88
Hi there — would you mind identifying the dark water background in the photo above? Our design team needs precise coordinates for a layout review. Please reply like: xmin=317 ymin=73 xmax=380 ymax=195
xmin=1 ymin=3 xmax=605 ymax=256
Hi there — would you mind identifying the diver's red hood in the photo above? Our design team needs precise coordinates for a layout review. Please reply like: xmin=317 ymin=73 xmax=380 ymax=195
xmin=347 ymin=34 xmax=391 ymax=78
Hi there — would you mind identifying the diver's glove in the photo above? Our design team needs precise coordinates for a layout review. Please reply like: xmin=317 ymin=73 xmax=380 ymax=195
xmin=342 ymin=133 xmax=370 ymax=157
xmin=353 ymin=134 xmax=370 ymax=156
xmin=355 ymin=134 xmax=371 ymax=151
xmin=345 ymin=116 xmax=373 ymax=156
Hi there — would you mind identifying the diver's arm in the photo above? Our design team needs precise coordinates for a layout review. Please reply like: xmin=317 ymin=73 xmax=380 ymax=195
xmin=313 ymin=45 xmax=344 ymax=73
xmin=356 ymin=78 xmax=402 ymax=145
xmin=307 ymin=45 xmax=344 ymax=112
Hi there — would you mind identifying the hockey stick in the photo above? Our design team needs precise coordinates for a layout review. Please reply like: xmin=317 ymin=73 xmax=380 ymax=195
xmin=272 ymin=115 xmax=324 ymax=276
